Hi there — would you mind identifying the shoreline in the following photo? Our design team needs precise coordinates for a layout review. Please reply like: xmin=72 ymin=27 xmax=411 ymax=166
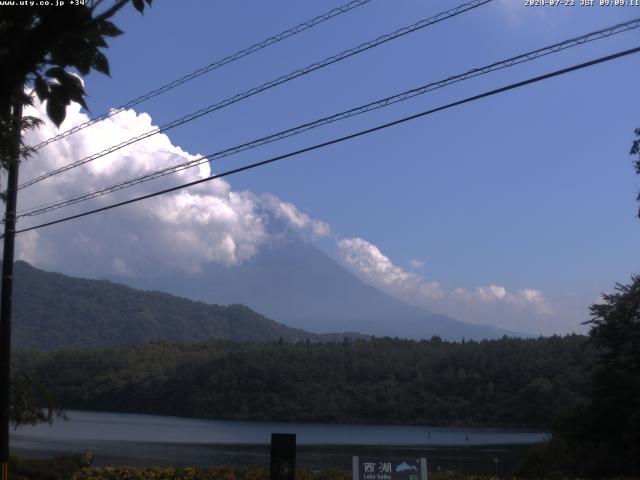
xmin=10 ymin=439 xmax=535 ymax=475
xmin=32 ymin=407 xmax=551 ymax=432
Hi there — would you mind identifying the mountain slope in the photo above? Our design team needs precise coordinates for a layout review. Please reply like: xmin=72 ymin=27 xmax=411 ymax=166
xmin=112 ymin=239 xmax=524 ymax=340
xmin=8 ymin=261 xmax=352 ymax=349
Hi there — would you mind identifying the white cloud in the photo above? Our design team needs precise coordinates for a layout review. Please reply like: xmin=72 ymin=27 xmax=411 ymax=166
xmin=477 ymin=284 xmax=507 ymax=302
xmin=338 ymin=237 xmax=443 ymax=301
xmin=261 ymin=194 xmax=330 ymax=239
xmin=454 ymin=285 xmax=552 ymax=316
xmin=337 ymin=236 xmax=561 ymax=335
xmin=409 ymin=258 xmax=425 ymax=270
xmin=13 ymin=98 xmax=328 ymax=277
xmin=513 ymin=288 xmax=552 ymax=314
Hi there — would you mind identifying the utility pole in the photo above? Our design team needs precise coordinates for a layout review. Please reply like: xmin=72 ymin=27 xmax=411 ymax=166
xmin=0 ymin=101 xmax=22 ymax=480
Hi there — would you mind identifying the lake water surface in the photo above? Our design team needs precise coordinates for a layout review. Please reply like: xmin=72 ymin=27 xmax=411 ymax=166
xmin=10 ymin=410 xmax=549 ymax=475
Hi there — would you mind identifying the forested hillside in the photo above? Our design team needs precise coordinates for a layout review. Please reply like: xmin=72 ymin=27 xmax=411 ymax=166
xmin=15 ymin=335 xmax=592 ymax=428
xmin=7 ymin=261 xmax=361 ymax=348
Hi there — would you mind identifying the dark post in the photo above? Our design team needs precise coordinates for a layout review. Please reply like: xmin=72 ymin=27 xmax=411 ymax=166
xmin=0 ymin=101 xmax=22 ymax=480
xmin=270 ymin=433 xmax=296 ymax=480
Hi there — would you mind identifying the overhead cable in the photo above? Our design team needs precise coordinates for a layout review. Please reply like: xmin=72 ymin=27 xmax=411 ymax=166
xmin=17 ymin=16 xmax=640 ymax=218
xmin=29 ymin=0 xmax=375 ymax=150
xmin=9 ymin=44 xmax=640 ymax=237
xmin=18 ymin=0 xmax=492 ymax=190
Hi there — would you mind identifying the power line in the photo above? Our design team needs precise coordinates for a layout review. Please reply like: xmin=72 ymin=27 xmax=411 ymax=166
xmin=9 ymin=45 xmax=640 ymax=238
xmin=28 ymin=0 xmax=375 ymax=151
xmin=17 ymin=16 xmax=640 ymax=219
xmin=18 ymin=0 xmax=492 ymax=190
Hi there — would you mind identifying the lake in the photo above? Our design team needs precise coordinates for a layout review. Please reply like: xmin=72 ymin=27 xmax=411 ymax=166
xmin=10 ymin=410 xmax=549 ymax=475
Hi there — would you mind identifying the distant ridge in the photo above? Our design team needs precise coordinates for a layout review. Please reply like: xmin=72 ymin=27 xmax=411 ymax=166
xmin=110 ymin=239 xmax=527 ymax=341
xmin=6 ymin=261 xmax=363 ymax=350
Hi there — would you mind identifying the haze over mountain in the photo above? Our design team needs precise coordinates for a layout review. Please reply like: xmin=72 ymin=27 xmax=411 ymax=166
xmin=110 ymin=238 xmax=525 ymax=340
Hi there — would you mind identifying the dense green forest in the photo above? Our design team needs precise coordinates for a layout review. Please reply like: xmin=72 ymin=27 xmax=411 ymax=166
xmin=15 ymin=335 xmax=591 ymax=428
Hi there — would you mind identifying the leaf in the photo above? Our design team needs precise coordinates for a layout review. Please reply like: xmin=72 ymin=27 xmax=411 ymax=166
xmin=97 ymin=20 xmax=124 ymax=37
xmin=49 ymin=84 xmax=71 ymax=106
xmin=73 ymin=46 xmax=93 ymax=75
xmin=132 ymin=0 xmax=144 ymax=13
xmin=67 ymin=86 xmax=88 ymax=110
xmin=44 ymin=66 xmax=67 ymax=81
xmin=46 ymin=84 xmax=72 ymax=127
xmin=91 ymin=33 xmax=108 ymax=48
xmin=56 ymin=71 xmax=88 ymax=110
xmin=46 ymin=98 xmax=66 ymax=127
xmin=33 ymin=75 xmax=49 ymax=102
xmin=91 ymin=50 xmax=110 ymax=76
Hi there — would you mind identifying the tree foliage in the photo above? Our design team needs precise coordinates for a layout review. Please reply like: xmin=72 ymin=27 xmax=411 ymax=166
xmin=579 ymin=277 xmax=640 ymax=476
xmin=632 ymin=127 xmax=640 ymax=217
xmin=15 ymin=335 xmax=592 ymax=429
xmin=9 ymin=373 xmax=65 ymax=429
xmin=519 ymin=277 xmax=640 ymax=478
xmin=0 ymin=0 xmax=152 ymax=173
xmin=0 ymin=0 xmax=152 ymax=428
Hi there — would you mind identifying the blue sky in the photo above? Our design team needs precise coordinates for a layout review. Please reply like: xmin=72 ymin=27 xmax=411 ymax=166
xmin=17 ymin=0 xmax=640 ymax=334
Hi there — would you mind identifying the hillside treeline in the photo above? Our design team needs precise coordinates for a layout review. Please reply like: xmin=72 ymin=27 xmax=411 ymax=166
xmin=14 ymin=335 xmax=592 ymax=428
xmin=9 ymin=261 xmax=343 ymax=349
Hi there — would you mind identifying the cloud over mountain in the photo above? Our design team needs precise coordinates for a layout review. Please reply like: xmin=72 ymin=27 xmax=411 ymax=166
xmin=11 ymin=98 xmax=569 ymax=335
xmin=16 ymin=100 xmax=328 ymax=277
xmin=337 ymin=236 xmax=556 ymax=334
xmin=338 ymin=237 xmax=444 ymax=301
